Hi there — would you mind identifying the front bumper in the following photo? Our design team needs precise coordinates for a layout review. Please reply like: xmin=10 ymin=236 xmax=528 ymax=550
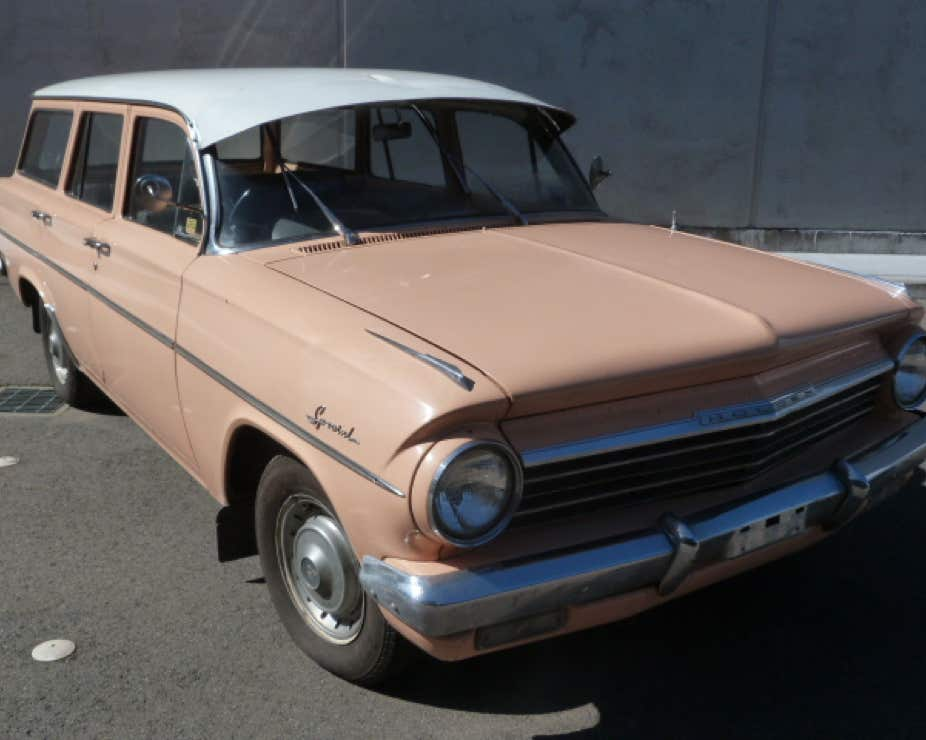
xmin=360 ymin=415 xmax=926 ymax=639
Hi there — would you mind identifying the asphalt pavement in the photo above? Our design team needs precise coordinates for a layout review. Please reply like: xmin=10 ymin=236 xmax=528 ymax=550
xmin=1 ymin=273 xmax=925 ymax=739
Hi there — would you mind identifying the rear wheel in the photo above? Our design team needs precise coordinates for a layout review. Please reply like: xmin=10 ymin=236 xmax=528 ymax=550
xmin=41 ymin=306 xmax=102 ymax=408
xmin=255 ymin=456 xmax=408 ymax=685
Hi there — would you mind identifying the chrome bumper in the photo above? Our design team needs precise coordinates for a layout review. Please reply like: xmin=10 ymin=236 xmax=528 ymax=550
xmin=360 ymin=416 xmax=926 ymax=639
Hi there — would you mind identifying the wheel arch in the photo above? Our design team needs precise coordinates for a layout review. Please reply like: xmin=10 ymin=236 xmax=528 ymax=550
xmin=216 ymin=422 xmax=301 ymax=562
xmin=17 ymin=275 xmax=43 ymax=333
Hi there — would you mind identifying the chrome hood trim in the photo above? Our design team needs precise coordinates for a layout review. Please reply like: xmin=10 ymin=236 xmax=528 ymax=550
xmin=367 ymin=330 xmax=475 ymax=391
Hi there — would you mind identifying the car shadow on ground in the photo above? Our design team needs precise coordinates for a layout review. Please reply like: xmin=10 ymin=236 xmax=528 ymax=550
xmin=86 ymin=394 xmax=126 ymax=416
xmin=381 ymin=479 xmax=926 ymax=738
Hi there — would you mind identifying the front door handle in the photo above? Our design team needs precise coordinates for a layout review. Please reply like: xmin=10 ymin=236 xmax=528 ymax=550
xmin=83 ymin=237 xmax=111 ymax=257
xmin=31 ymin=209 xmax=53 ymax=226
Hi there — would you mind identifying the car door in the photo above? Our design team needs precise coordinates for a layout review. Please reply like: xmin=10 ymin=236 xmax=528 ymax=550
xmin=9 ymin=103 xmax=104 ymax=373
xmin=87 ymin=106 xmax=203 ymax=471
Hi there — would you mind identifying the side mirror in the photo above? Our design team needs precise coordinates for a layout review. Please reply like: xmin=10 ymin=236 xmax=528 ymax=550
xmin=133 ymin=174 xmax=175 ymax=213
xmin=588 ymin=155 xmax=612 ymax=191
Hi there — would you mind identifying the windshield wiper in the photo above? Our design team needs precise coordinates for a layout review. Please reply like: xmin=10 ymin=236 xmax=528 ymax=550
xmin=263 ymin=125 xmax=361 ymax=246
xmin=409 ymin=105 xmax=528 ymax=226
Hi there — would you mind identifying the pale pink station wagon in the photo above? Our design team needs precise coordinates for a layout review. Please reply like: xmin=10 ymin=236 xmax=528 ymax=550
xmin=1 ymin=68 xmax=925 ymax=685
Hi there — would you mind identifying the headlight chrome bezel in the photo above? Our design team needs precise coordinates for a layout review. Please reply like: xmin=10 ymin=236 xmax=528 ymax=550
xmin=427 ymin=440 xmax=523 ymax=548
xmin=893 ymin=332 xmax=926 ymax=410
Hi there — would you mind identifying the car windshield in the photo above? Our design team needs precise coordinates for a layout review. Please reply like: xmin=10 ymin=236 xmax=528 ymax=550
xmin=210 ymin=100 xmax=600 ymax=248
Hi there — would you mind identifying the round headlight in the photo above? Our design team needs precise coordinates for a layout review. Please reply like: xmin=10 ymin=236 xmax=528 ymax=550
xmin=894 ymin=334 xmax=926 ymax=409
xmin=429 ymin=442 xmax=522 ymax=547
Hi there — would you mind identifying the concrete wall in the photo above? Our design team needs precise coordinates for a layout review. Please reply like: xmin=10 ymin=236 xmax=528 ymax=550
xmin=1 ymin=0 xmax=923 ymax=233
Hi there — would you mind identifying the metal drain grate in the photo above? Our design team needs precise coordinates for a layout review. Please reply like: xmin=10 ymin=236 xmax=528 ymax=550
xmin=0 ymin=387 xmax=65 ymax=414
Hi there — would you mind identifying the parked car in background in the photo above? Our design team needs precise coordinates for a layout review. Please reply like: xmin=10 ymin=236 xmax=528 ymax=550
xmin=1 ymin=69 xmax=925 ymax=685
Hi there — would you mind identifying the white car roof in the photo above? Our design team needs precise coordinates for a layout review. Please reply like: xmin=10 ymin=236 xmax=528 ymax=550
xmin=34 ymin=68 xmax=575 ymax=148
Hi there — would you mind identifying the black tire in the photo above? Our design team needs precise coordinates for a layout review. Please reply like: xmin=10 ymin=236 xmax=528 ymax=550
xmin=40 ymin=306 xmax=103 ymax=409
xmin=255 ymin=456 xmax=408 ymax=686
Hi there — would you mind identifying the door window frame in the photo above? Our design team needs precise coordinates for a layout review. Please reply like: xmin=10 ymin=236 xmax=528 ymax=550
xmin=15 ymin=99 xmax=79 ymax=192
xmin=120 ymin=105 xmax=207 ymax=250
xmin=59 ymin=101 xmax=130 ymax=217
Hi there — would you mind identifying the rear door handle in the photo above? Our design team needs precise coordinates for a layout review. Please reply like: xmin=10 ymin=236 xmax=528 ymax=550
xmin=83 ymin=237 xmax=111 ymax=257
xmin=31 ymin=209 xmax=53 ymax=226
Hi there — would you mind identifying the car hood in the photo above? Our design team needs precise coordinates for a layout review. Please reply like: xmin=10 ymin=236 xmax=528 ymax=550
xmin=265 ymin=222 xmax=914 ymax=416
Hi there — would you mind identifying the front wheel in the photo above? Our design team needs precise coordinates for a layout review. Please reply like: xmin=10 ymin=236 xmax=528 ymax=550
xmin=255 ymin=456 xmax=408 ymax=685
xmin=40 ymin=306 xmax=103 ymax=408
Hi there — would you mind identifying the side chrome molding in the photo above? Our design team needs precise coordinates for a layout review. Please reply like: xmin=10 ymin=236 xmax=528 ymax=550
xmin=175 ymin=345 xmax=405 ymax=497
xmin=1 ymin=226 xmax=405 ymax=498
xmin=367 ymin=330 xmax=475 ymax=391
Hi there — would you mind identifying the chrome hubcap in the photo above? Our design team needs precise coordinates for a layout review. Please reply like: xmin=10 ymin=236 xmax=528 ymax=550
xmin=276 ymin=494 xmax=363 ymax=644
xmin=46 ymin=312 xmax=69 ymax=385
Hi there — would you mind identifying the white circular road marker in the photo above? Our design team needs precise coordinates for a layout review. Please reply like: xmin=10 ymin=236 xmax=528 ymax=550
xmin=0 ymin=456 xmax=19 ymax=468
xmin=31 ymin=639 xmax=76 ymax=662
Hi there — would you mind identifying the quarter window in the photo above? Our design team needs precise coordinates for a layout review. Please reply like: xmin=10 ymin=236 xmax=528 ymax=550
xmin=126 ymin=117 xmax=203 ymax=243
xmin=18 ymin=110 xmax=73 ymax=187
xmin=67 ymin=112 xmax=123 ymax=212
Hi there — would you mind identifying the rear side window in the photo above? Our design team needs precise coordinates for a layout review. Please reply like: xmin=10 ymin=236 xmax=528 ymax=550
xmin=18 ymin=110 xmax=73 ymax=187
xmin=125 ymin=117 xmax=203 ymax=243
xmin=67 ymin=112 xmax=123 ymax=212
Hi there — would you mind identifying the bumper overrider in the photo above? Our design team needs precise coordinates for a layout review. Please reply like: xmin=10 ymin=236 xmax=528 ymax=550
xmin=360 ymin=415 xmax=926 ymax=640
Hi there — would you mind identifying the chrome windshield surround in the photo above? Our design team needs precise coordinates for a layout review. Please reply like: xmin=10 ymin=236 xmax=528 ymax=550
xmin=360 ymin=414 xmax=926 ymax=638
xmin=367 ymin=330 xmax=475 ymax=391
xmin=521 ymin=358 xmax=895 ymax=468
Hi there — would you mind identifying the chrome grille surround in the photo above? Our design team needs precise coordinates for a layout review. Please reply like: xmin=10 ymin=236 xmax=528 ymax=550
xmin=514 ymin=359 xmax=894 ymax=525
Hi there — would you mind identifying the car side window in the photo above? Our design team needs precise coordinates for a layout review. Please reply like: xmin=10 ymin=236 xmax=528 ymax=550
xmin=67 ymin=112 xmax=123 ymax=212
xmin=126 ymin=117 xmax=203 ymax=243
xmin=18 ymin=109 xmax=73 ymax=187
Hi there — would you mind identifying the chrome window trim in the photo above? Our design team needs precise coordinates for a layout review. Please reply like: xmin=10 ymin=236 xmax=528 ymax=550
xmin=0 ymin=227 xmax=405 ymax=497
xmin=427 ymin=440 xmax=524 ymax=548
xmin=201 ymin=152 xmax=222 ymax=256
xmin=33 ymin=95 xmax=200 ymax=142
xmin=521 ymin=358 xmax=896 ymax=468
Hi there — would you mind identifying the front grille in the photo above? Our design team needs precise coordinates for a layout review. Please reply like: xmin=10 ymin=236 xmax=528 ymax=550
xmin=514 ymin=373 xmax=885 ymax=526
